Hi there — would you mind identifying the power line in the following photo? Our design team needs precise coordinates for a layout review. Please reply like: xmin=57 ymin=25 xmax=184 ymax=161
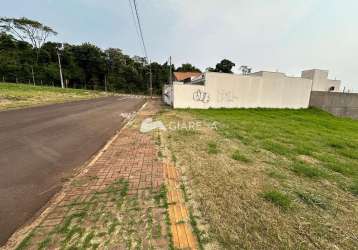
xmin=132 ymin=0 xmax=148 ymax=60
xmin=128 ymin=0 xmax=152 ymax=97
xmin=128 ymin=0 xmax=144 ymax=56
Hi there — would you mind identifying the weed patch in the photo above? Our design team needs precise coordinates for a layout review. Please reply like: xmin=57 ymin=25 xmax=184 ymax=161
xmin=263 ymin=190 xmax=292 ymax=210
xmin=349 ymin=180 xmax=358 ymax=196
xmin=295 ymin=191 xmax=329 ymax=209
xmin=16 ymin=179 xmax=170 ymax=249
xmin=290 ymin=161 xmax=326 ymax=178
xmin=267 ymin=169 xmax=287 ymax=180
xmin=262 ymin=140 xmax=292 ymax=157
xmin=232 ymin=150 xmax=251 ymax=163
xmin=207 ymin=142 xmax=219 ymax=154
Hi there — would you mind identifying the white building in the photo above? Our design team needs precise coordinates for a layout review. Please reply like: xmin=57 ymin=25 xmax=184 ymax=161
xmin=301 ymin=69 xmax=341 ymax=92
xmin=163 ymin=69 xmax=340 ymax=109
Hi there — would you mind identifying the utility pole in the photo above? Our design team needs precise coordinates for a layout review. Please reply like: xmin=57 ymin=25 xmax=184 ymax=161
xmin=169 ymin=56 xmax=173 ymax=85
xmin=104 ymin=75 xmax=107 ymax=92
xmin=149 ymin=60 xmax=153 ymax=99
xmin=31 ymin=66 xmax=35 ymax=85
xmin=57 ymin=45 xmax=65 ymax=89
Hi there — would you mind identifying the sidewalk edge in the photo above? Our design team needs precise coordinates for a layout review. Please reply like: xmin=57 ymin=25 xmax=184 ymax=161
xmin=1 ymin=100 xmax=148 ymax=250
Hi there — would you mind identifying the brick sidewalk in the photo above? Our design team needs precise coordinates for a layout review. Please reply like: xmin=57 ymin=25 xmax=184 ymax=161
xmin=5 ymin=100 xmax=197 ymax=250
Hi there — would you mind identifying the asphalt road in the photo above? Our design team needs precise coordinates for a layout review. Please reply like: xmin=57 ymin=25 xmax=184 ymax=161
xmin=0 ymin=96 xmax=145 ymax=245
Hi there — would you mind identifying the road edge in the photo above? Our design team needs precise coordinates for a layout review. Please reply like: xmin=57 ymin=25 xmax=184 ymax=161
xmin=1 ymin=100 xmax=148 ymax=250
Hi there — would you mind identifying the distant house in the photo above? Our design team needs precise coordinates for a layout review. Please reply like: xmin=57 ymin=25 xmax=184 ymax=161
xmin=173 ymin=72 xmax=202 ymax=83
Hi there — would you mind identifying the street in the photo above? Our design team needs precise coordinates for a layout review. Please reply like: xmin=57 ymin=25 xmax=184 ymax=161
xmin=0 ymin=96 xmax=145 ymax=245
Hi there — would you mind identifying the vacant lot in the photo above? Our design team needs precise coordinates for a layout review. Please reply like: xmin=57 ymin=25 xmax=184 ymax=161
xmin=0 ymin=83 xmax=107 ymax=110
xmin=159 ymin=108 xmax=358 ymax=249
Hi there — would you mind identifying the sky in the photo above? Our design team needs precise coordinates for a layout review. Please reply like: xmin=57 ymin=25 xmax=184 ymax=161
xmin=2 ymin=0 xmax=358 ymax=91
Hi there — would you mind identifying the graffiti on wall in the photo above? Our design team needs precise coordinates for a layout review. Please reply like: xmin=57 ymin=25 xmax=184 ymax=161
xmin=193 ymin=89 xmax=210 ymax=103
xmin=163 ymin=85 xmax=173 ymax=105
xmin=217 ymin=89 xmax=238 ymax=103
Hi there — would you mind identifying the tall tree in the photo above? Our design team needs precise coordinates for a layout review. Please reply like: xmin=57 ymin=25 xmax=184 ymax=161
xmin=0 ymin=17 xmax=193 ymax=94
xmin=0 ymin=17 xmax=57 ymax=84
xmin=71 ymin=43 xmax=105 ymax=90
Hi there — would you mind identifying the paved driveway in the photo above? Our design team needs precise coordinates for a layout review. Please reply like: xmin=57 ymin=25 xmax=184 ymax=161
xmin=0 ymin=96 xmax=145 ymax=245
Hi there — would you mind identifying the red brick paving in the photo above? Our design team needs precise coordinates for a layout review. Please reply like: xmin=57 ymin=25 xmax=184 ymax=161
xmin=6 ymin=100 xmax=197 ymax=250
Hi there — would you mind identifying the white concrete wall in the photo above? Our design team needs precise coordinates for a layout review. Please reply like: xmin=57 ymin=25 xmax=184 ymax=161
xmin=173 ymin=84 xmax=208 ymax=109
xmin=172 ymin=72 xmax=312 ymax=109
xmin=301 ymin=69 xmax=341 ymax=92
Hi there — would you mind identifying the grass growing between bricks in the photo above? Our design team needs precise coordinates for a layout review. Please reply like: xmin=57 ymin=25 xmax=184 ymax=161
xmin=16 ymin=179 xmax=170 ymax=249
xmin=159 ymin=108 xmax=358 ymax=249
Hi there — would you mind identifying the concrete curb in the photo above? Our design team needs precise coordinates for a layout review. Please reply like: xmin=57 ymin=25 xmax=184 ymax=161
xmin=1 ymin=99 xmax=148 ymax=250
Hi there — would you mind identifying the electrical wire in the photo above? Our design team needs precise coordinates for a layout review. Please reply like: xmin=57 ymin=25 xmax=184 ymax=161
xmin=132 ymin=0 xmax=149 ymax=61
xmin=128 ymin=0 xmax=144 ymax=57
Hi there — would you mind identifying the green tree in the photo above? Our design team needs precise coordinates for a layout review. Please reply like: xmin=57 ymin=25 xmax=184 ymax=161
xmin=0 ymin=17 xmax=195 ymax=95
xmin=71 ymin=43 xmax=106 ymax=90
xmin=0 ymin=17 xmax=57 ymax=84
xmin=176 ymin=63 xmax=201 ymax=72
xmin=214 ymin=59 xmax=236 ymax=73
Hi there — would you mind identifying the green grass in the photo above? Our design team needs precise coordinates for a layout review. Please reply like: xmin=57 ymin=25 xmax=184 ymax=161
xmin=0 ymin=82 xmax=107 ymax=110
xmin=207 ymin=141 xmax=219 ymax=154
xmin=267 ymin=169 xmax=287 ymax=180
xmin=350 ymin=180 xmax=358 ymax=196
xmin=190 ymin=108 xmax=358 ymax=193
xmin=295 ymin=190 xmax=329 ymax=209
xmin=162 ymin=107 xmax=358 ymax=249
xmin=263 ymin=190 xmax=292 ymax=210
xmin=290 ymin=161 xmax=326 ymax=178
xmin=232 ymin=150 xmax=251 ymax=163
xmin=15 ymin=231 xmax=34 ymax=250
xmin=16 ymin=179 xmax=171 ymax=249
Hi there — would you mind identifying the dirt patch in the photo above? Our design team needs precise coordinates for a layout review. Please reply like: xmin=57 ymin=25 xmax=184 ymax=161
xmin=0 ymin=98 xmax=12 ymax=105
xmin=297 ymin=155 xmax=319 ymax=165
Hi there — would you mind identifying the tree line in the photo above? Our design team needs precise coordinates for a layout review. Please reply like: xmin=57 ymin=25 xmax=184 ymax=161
xmin=0 ymin=32 xmax=176 ymax=94
xmin=0 ymin=17 xmax=204 ymax=94
xmin=0 ymin=17 xmax=247 ymax=94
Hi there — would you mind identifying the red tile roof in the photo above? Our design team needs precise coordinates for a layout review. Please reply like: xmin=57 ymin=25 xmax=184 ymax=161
xmin=173 ymin=72 xmax=202 ymax=81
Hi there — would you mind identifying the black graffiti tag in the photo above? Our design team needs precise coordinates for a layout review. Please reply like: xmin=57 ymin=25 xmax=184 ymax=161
xmin=193 ymin=89 xmax=210 ymax=103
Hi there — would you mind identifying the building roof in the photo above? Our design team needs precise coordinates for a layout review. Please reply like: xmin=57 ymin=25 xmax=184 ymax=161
xmin=173 ymin=72 xmax=202 ymax=81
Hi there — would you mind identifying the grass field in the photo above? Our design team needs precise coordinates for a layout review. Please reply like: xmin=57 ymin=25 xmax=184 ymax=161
xmin=159 ymin=108 xmax=358 ymax=249
xmin=0 ymin=83 xmax=108 ymax=110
